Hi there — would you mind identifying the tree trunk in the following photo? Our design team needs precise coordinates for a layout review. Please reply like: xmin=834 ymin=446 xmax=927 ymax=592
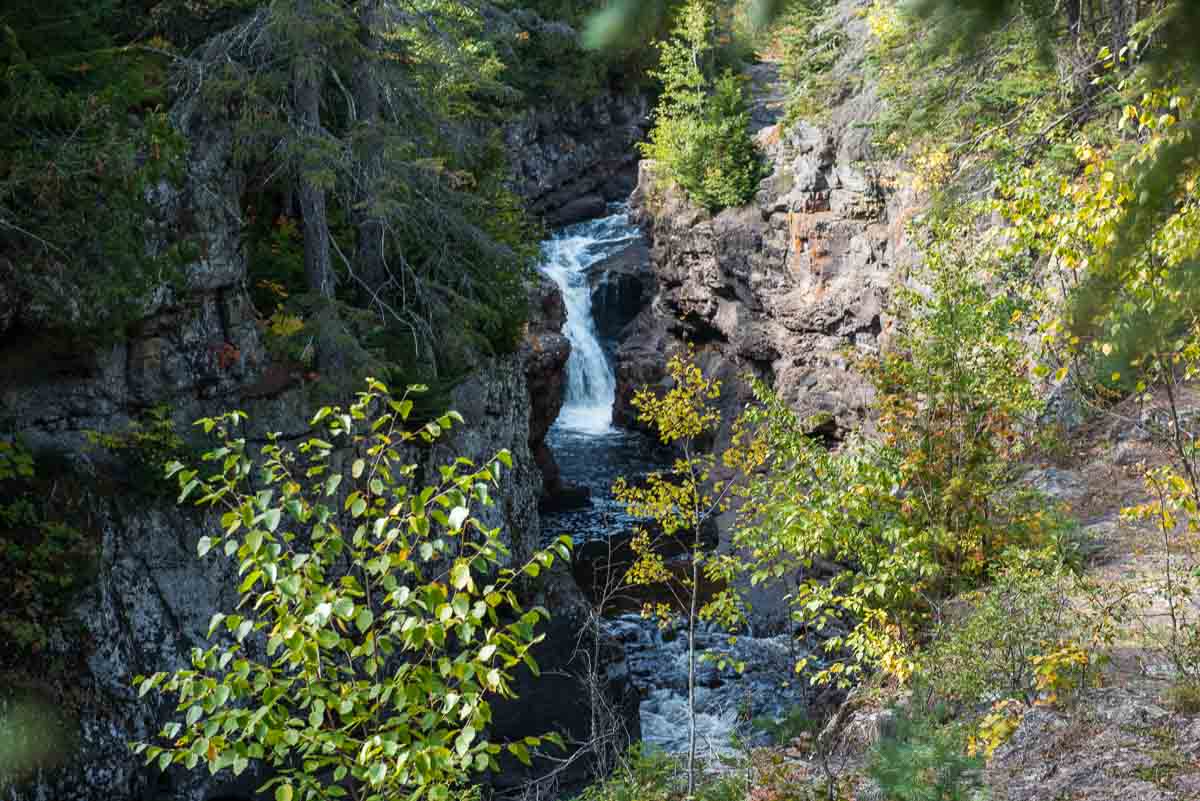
xmin=686 ymin=546 xmax=699 ymax=798
xmin=352 ymin=0 xmax=388 ymax=303
xmin=293 ymin=0 xmax=334 ymax=300
xmin=291 ymin=0 xmax=344 ymax=376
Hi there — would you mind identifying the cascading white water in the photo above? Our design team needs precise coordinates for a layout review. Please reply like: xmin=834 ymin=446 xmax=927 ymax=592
xmin=538 ymin=207 xmax=806 ymax=760
xmin=537 ymin=207 xmax=641 ymax=434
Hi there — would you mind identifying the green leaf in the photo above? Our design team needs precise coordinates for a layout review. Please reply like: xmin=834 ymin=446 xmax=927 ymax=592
xmin=263 ymin=508 xmax=281 ymax=532
xmin=198 ymin=536 xmax=214 ymax=557
xmin=309 ymin=700 xmax=325 ymax=729
xmin=245 ymin=529 xmax=263 ymax=554
xmin=355 ymin=608 xmax=375 ymax=632
xmin=455 ymin=725 xmax=476 ymax=756
xmin=508 ymin=742 xmax=531 ymax=766
xmin=275 ymin=785 xmax=294 ymax=801
xmin=450 ymin=562 xmax=471 ymax=591
xmin=178 ymin=478 xmax=200 ymax=504
xmin=333 ymin=598 xmax=355 ymax=620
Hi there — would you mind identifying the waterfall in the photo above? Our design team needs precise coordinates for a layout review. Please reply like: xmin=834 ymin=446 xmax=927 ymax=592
xmin=537 ymin=207 xmax=641 ymax=434
xmin=537 ymin=208 xmax=807 ymax=759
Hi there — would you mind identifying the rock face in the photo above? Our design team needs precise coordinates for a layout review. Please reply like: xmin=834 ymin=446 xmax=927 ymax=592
xmin=614 ymin=0 xmax=918 ymax=445
xmin=0 ymin=88 xmax=640 ymax=800
xmin=0 ymin=99 xmax=262 ymax=452
xmin=505 ymin=90 xmax=650 ymax=227
xmin=587 ymin=237 xmax=654 ymax=347
xmin=525 ymin=277 xmax=573 ymax=502
xmin=986 ymin=686 xmax=1200 ymax=801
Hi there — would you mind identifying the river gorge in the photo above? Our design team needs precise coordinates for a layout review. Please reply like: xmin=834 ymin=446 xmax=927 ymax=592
xmin=535 ymin=208 xmax=806 ymax=768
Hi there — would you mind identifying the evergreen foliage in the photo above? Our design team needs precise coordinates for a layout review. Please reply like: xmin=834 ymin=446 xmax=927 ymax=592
xmin=176 ymin=0 xmax=542 ymax=375
xmin=775 ymin=0 xmax=843 ymax=125
xmin=866 ymin=708 xmax=983 ymax=801
xmin=0 ymin=0 xmax=632 ymax=375
xmin=0 ymin=0 xmax=190 ymax=338
xmin=0 ymin=439 xmax=94 ymax=665
xmin=640 ymin=0 xmax=765 ymax=212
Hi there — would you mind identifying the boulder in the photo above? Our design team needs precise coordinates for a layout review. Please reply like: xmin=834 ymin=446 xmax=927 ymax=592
xmin=587 ymin=238 xmax=653 ymax=342
xmin=505 ymin=90 xmax=650 ymax=222
xmin=549 ymin=193 xmax=608 ymax=227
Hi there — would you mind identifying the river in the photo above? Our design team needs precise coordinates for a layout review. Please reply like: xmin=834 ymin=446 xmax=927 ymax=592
xmin=536 ymin=208 xmax=803 ymax=765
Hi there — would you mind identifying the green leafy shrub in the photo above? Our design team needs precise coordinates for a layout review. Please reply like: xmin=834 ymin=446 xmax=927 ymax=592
xmin=84 ymin=405 xmax=195 ymax=496
xmin=576 ymin=745 xmax=750 ymax=801
xmin=0 ymin=440 xmax=94 ymax=665
xmin=577 ymin=746 xmax=679 ymax=801
xmin=921 ymin=565 xmax=1089 ymax=710
xmin=640 ymin=0 xmax=765 ymax=212
xmin=731 ymin=235 xmax=1063 ymax=686
xmin=752 ymin=705 xmax=820 ymax=745
xmin=1165 ymin=679 xmax=1200 ymax=715
xmin=133 ymin=380 xmax=571 ymax=801
xmin=867 ymin=708 xmax=983 ymax=801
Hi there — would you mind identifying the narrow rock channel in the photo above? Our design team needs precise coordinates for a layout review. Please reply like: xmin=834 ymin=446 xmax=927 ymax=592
xmin=536 ymin=208 xmax=806 ymax=766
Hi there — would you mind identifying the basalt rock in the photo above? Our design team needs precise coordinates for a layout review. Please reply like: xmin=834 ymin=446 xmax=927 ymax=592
xmin=614 ymin=0 xmax=919 ymax=449
xmin=587 ymin=237 xmax=654 ymax=345
xmin=525 ymin=276 xmax=573 ymax=503
xmin=0 ymin=88 xmax=633 ymax=801
xmin=505 ymin=90 xmax=650 ymax=227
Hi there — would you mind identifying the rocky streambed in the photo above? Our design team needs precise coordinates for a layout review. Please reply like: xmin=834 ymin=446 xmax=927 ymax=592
xmin=537 ymin=207 xmax=810 ymax=769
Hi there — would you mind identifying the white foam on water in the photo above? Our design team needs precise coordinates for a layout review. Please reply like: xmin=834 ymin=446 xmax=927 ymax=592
xmin=538 ymin=208 xmax=640 ymax=436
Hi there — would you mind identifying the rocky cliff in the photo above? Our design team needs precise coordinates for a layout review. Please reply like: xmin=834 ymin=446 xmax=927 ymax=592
xmin=614 ymin=0 xmax=919 ymax=448
xmin=0 ymin=80 xmax=642 ymax=801
xmin=506 ymin=90 xmax=650 ymax=227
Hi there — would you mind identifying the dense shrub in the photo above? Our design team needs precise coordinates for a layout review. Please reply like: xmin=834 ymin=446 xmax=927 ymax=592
xmin=921 ymin=565 xmax=1086 ymax=711
xmin=867 ymin=708 xmax=983 ymax=801
xmin=0 ymin=440 xmax=94 ymax=665
xmin=731 ymin=232 xmax=1064 ymax=686
xmin=134 ymin=381 xmax=572 ymax=801
xmin=640 ymin=0 xmax=765 ymax=212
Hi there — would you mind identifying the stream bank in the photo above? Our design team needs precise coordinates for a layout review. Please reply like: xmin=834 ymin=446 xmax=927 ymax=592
xmin=536 ymin=207 xmax=812 ymax=770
